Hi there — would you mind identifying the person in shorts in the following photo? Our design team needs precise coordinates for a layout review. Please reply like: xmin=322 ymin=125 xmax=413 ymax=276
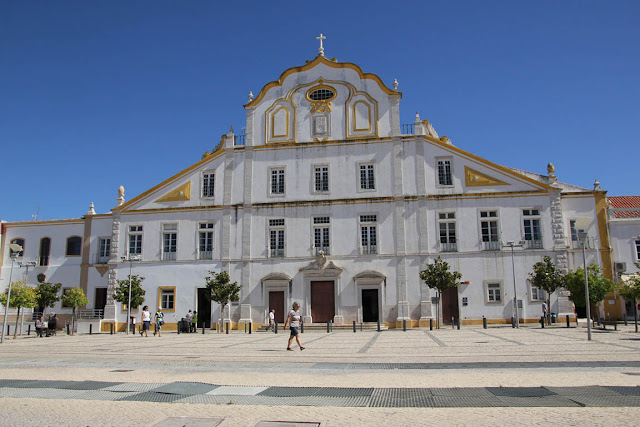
xmin=284 ymin=302 xmax=304 ymax=351
xmin=141 ymin=306 xmax=151 ymax=337
xmin=154 ymin=307 xmax=164 ymax=337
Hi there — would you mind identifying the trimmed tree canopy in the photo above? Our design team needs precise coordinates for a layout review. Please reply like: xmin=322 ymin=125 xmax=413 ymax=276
xmin=564 ymin=264 xmax=614 ymax=307
xmin=419 ymin=257 xmax=462 ymax=294
xmin=113 ymin=275 xmax=146 ymax=311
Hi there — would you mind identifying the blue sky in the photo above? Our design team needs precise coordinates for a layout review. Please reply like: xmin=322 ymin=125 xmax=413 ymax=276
xmin=1 ymin=1 xmax=638 ymax=222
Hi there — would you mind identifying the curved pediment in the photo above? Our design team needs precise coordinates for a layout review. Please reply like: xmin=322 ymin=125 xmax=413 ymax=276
xmin=261 ymin=272 xmax=292 ymax=283
xmin=354 ymin=270 xmax=386 ymax=281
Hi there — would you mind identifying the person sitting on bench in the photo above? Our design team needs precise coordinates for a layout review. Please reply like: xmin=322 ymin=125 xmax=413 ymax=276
xmin=35 ymin=316 xmax=46 ymax=337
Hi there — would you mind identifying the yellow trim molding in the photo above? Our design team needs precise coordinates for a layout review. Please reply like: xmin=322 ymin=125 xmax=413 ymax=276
xmin=157 ymin=286 xmax=177 ymax=312
xmin=155 ymin=182 xmax=191 ymax=203
xmin=464 ymin=166 xmax=509 ymax=187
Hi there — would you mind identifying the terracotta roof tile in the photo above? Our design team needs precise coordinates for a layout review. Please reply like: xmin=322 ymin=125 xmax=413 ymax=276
xmin=608 ymin=196 xmax=640 ymax=218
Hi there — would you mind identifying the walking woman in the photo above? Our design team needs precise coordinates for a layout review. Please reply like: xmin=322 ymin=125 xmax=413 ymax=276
xmin=154 ymin=307 xmax=164 ymax=337
xmin=284 ymin=302 xmax=304 ymax=351
xmin=140 ymin=306 xmax=151 ymax=337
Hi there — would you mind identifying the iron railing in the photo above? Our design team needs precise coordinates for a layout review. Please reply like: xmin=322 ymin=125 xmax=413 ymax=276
xmin=440 ymin=242 xmax=458 ymax=252
xmin=162 ymin=252 xmax=177 ymax=261
xmin=198 ymin=251 xmax=213 ymax=260
xmin=525 ymin=239 xmax=544 ymax=249
xmin=482 ymin=241 xmax=501 ymax=251
xmin=77 ymin=309 xmax=104 ymax=319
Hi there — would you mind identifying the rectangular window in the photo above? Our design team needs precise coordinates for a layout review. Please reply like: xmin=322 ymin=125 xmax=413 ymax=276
xmin=39 ymin=238 xmax=51 ymax=266
xmin=523 ymin=209 xmax=542 ymax=249
xmin=530 ymin=285 xmax=546 ymax=302
xmin=202 ymin=172 xmax=215 ymax=198
xmin=314 ymin=166 xmax=329 ymax=192
xmin=360 ymin=215 xmax=377 ymax=255
xmin=159 ymin=287 xmax=175 ymax=311
xmin=636 ymin=240 xmax=640 ymax=261
xmin=269 ymin=219 xmax=285 ymax=258
xmin=198 ymin=223 xmax=214 ymax=260
xmin=313 ymin=216 xmax=330 ymax=255
xmin=487 ymin=283 xmax=502 ymax=303
xmin=271 ymin=168 xmax=285 ymax=195
xmin=129 ymin=226 xmax=143 ymax=256
xmin=98 ymin=238 xmax=111 ymax=264
xmin=439 ymin=212 xmax=457 ymax=252
xmin=359 ymin=164 xmax=375 ymax=190
xmin=480 ymin=211 xmax=500 ymax=250
xmin=437 ymin=159 xmax=453 ymax=186
xmin=162 ymin=224 xmax=177 ymax=261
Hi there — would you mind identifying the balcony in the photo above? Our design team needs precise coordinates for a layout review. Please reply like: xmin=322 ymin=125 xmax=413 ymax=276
xmin=362 ymin=245 xmax=377 ymax=255
xmin=482 ymin=241 xmax=501 ymax=251
xmin=440 ymin=242 xmax=458 ymax=252
xmin=162 ymin=252 xmax=177 ymax=261
xmin=198 ymin=250 xmax=213 ymax=260
xmin=94 ymin=254 xmax=110 ymax=265
xmin=270 ymin=248 xmax=285 ymax=258
xmin=77 ymin=309 xmax=104 ymax=319
xmin=525 ymin=239 xmax=543 ymax=249
xmin=234 ymin=134 xmax=246 ymax=146
xmin=401 ymin=123 xmax=414 ymax=135
xmin=314 ymin=246 xmax=330 ymax=256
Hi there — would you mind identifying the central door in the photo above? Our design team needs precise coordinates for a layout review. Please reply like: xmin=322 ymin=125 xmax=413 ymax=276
xmin=362 ymin=289 xmax=379 ymax=322
xmin=197 ymin=288 xmax=212 ymax=328
xmin=269 ymin=291 xmax=285 ymax=323
xmin=311 ymin=281 xmax=335 ymax=323
xmin=441 ymin=286 xmax=459 ymax=324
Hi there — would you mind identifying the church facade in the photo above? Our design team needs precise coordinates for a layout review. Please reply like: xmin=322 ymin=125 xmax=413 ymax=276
xmin=1 ymin=43 xmax=626 ymax=329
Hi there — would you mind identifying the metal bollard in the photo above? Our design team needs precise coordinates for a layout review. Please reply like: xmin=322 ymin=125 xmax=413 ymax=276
xmin=451 ymin=317 xmax=455 ymax=329
xmin=225 ymin=322 xmax=229 ymax=334
xmin=67 ymin=323 xmax=70 ymax=335
xmin=274 ymin=321 xmax=278 ymax=334
xmin=430 ymin=318 xmax=433 ymax=330
xmin=377 ymin=319 xmax=381 ymax=332
xmin=90 ymin=324 xmax=93 ymax=335
xmin=6 ymin=325 xmax=9 ymax=335
xmin=110 ymin=323 xmax=113 ymax=335
xmin=353 ymin=320 xmax=356 ymax=333
xmin=28 ymin=325 xmax=31 ymax=335
xmin=327 ymin=321 xmax=330 ymax=333
xmin=403 ymin=319 xmax=407 ymax=331
xmin=483 ymin=316 xmax=487 ymax=329
xmin=511 ymin=317 xmax=516 ymax=328
xmin=566 ymin=315 xmax=570 ymax=328
xmin=360 ymin=322 xmax=363 ymax=332
xmin=540 ymin=316 xmax=545 ymax=328
xmin=202 ymin=325 xmax=205 ymax=334
xmin=249 ymin=322 xmax=252 ymax=334
xmin=456 ymin=317 xmax=461 ymax=330
xmin=301 ymin=321 xmax=304 ymax=334
xmin=244 ymin=323 xmax=247 ymax=333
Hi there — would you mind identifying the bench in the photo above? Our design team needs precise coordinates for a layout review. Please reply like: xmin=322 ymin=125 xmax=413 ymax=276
xmin=599 ymin=320 xmax=624 ymax=331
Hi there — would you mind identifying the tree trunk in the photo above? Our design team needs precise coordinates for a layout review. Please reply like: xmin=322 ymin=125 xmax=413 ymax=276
xmin=634 ymin=298 xmax=638 ymax=333
xmin=72 ymin=307 xmax=76 ymax=335
xmin=13 ymin=306 xmax=21 ymax=339
xmin=437 ymin=291 xmax=441 ymax=329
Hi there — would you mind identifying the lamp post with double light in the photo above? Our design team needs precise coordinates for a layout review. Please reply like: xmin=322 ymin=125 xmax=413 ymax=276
xmin=502 ymin=241 xmax=525 ymax=328
xmin=121 ymin=254 xmax=141 ymax=335
xmin=1 ymin=244 xmax=23 ymax=344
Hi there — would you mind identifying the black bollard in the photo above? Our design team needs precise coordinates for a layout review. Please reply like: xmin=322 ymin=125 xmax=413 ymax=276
xmin=540 ymin=316 xmax=545 ymax=328
xmin=202 ymin=325 xmax=205 ymax=334
xmin=451 ymin=317 xmax=455 ymax=329
xmin=90 ymin=324 xmax=93 ymax=335
xmin=28 ymin=325 xmax=31 ymax=335
xmin=274 ymin=321 xmax=278 ymax=334
xmin=110 ymin=323 xmax=113 ymax=335
xmin=353 ymin=320 xmax=356 ymax=333
xmin=301 ymin=321 xmax=304 ymax=334
xmin=6 ymin=325 xmax=9 ymax=335
xmin=566 ymin=315 xmax=570 ymax=328
xmin=225 ymin=322 xmax=229 ymax=334
xmin=66 ymin=323 xmax=70 ymax=335
xmin=377 ymin=319 xmax=381 ymax=332
xmin=327 ymin=321 xmax=330 ymax=333
xmin=360 ymin=322 xmax=363 ymax=332
xmin=456 ymin=317 xmax=461 ymax=330
xmin=244 ymin=323 xmax=247 ymax=333
xmin=249 ymin=322 xmax=252 ymax=334
xmin=483 ymin=316 xmax=487 ymax=329
xmin=403 ymin=319 xmax=406 ymax=331
xmin=511 ymin=317 xmax=515 ymax=328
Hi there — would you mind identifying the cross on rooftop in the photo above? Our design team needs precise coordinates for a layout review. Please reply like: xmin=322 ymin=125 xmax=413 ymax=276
xmin=316 ymin=33 xmax=326 ymax=57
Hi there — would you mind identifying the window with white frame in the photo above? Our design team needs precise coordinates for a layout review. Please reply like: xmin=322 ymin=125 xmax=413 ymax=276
xmin=523 ymin=209 xmax=542 ymax=249
xmin=313 ymin=216 xmax=330 ymax=255
xmin=486 ymin=282 xmax=502 ymax=303
xmin=480 ymin=211 xmax=500 ymax=250
xmin=98 ymin=238 xmax=111 ymax=263
xmin=202 ymin=172 xmax=215 ymax=198
xmin=269 ymin=219 xmax=285 ymax=258
xmin=128 ymin=225 xmax=143 ymax=256
xmin=569 ymin=219 xmax=578 ymax=242
xmin=314 ymin=165 xmax=329 ymax=193
xmin=636 ymin=239 xmax=640 ymax=260
xmin=439 ymin=212 xmax=457 ymax=252
xmin=198 ymin=223 xmax=214 ymax=260
xmin=162 ymin=224 xmax=177 ymax=261
xmin=437 ymin=159 xmax=453 ymax=186
xmin=359 ymin=163 xmax=375 ymax=190
xmin=159 ymin=287 xmax=175 ymax=310
xmin=530 ymin=284 xmax=546 ymax=302
xmin=270 ymin=168 xmax=285 ymax=195
xmin=360 ymin=215 xmax=378 ymax=255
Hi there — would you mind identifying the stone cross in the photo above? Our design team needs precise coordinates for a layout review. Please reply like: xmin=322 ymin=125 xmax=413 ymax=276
xmin=316 ymin=33 xmax=326 ymax=57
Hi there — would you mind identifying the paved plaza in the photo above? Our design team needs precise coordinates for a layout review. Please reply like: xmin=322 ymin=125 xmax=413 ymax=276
xmin=0 ymin=323 xmax=639 ymax=426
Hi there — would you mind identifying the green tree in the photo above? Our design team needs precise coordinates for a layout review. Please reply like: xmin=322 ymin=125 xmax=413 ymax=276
xmin=35 ymin=282 xmax=62 ymax=315
xmin=204 ymin=271 xmax=241 ymax=327
xmin=113 ymin=275 xmax=146 ymax=313
xmin=528 ymin=256 xmax=564 ymax=323
xmin=564 ymin=264 xmax=615 ymax=318
xmin=62 ymin=287 xmax=89 ymax=335
xmin=0 ymin=281 xmax=38 ymax=338
xmin=618 ymin=272 xmax=640 ymax=332
xmin=419 ymin=257 xmax=462 ymax=328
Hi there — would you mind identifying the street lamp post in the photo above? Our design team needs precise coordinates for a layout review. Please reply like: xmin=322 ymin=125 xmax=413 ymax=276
xmin=122 ymin=255 xmax=141 ymax=335
xmin=1 ymin=244 xmax=23 ymax=344
xmin=578 ymin=230 xmax=592 ymax=341
xmin=502 ymin=241 xmax=525 ymax=328
xmin=17 ymin=261 xmax=37 ymax=335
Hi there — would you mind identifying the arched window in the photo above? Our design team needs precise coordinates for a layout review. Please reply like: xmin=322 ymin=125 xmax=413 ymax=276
xmin=39 ymin=238 xmax=51 ymax=266
xmin=66 ymin=236 xmax=82 ymax=256
xmin=10 ymin=238 xmax=25 ymax=257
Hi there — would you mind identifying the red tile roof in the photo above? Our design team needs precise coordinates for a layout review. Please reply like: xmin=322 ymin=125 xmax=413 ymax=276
xmin=608 ymin=196 xmax=640 ymax=218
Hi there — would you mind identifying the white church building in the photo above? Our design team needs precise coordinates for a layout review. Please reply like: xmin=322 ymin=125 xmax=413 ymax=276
xmin=1 ymin=39 xmax=625 ymax=330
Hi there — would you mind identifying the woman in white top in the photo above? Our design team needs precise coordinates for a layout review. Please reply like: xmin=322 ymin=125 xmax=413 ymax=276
xmin=283 ymin=302 xmax=305 ymax=351
xmin=140 ymin=305 xmax=151 ymax=337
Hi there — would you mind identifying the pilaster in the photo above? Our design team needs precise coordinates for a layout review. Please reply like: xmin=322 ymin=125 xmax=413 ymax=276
xmin=245 ymin=106 xmax=256 ymax=147
xmin=389 ymin=95 xmax=401 ymax=137
xmin=104 ymin=211 xmax=121 ymax=322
